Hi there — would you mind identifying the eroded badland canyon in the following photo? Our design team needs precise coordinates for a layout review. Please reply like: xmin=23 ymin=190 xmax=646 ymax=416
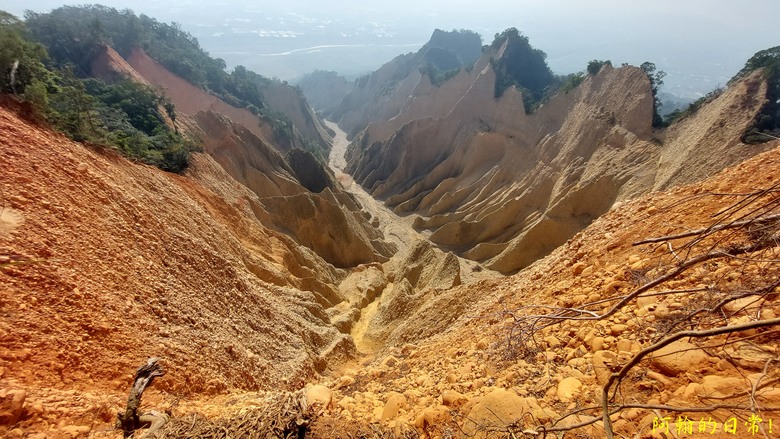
xmin=1 ymin=9 xmax=780 ymax=438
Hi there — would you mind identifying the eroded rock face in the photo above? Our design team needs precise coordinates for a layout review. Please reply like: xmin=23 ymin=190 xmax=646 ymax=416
xmin=343 ymin=45 xmax=772 ymax=273
xmin=258 ymin=189 xmax=394 ymax=268
xmin=331 ymin=29 xmax=483 ymax=139
xmin=192 ymin=110 xmax=304 ymax=198
xmin=386 ymin=239 xmax=461 ymax=292
xmin=260 ymin=81 xmax=333 ymax=155
xmin=346 ymin=61 xmax=654 ymax=273
xmin=189 ymin=110 xmax=394 ymax=269
xmin=286 ymin=148 xmax=335 ymax=193
xmin=363 ymin=240 xmax=462 ymax=344
xmin=126 ymin=47 xmax=330 ymax=155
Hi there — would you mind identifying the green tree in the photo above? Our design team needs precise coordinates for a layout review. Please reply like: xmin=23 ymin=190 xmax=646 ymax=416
xmin=640 ymin=61 xmax=666 ymax=127
xmin=22 ymin=77 xmax=49 ymax=115
xmin=48 ymin=65 xmax=101 ymax=141
xmin=0 ymin=11 xmax=50 ymax=95
xmin=732 ymin=46 xmax=780 ymax=143
xmin=587 ymin=59 xmax=611 ymax=75
xmin=24 ymin=7 xmax=109 ymax=76
xmin=490 ymin=28 xmax=555 ymax=113
xmin=163 ymin=99 xmax=176 ymax=132
xmin=0 ymin=8 xmax=199 ymax=173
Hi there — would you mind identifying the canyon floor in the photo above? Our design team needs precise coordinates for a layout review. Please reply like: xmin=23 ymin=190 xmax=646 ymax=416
xmin=325 ymin=121 xmax=499 ymax=358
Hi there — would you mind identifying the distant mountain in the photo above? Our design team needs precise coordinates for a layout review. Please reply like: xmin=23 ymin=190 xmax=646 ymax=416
xmin=296 ymin=70 xmax=353 ymax=116
xmin=326 ymin=29 xmax=484 ymax=137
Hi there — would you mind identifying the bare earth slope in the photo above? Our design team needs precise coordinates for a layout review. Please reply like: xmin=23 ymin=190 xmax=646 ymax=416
xmin=2 ymin=35 xmax=779 ymax=439
xmin=0 ymin=103 xmax=355 ymax=434
xmin=1 ymin=91 xmax=778 ymax=439
xmin=125 ymin=48 xmax=276 ymax=147
xmin=119 ymin=47 xmax=396 ymax=269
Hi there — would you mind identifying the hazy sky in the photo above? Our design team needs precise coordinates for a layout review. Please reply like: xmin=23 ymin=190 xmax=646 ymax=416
xmin=3 ymin=0 xmax=778 ymax=97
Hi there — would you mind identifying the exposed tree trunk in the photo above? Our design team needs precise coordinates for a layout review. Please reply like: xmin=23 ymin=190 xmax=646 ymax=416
xmin=117 ymin=357 xmax=165 ymax=438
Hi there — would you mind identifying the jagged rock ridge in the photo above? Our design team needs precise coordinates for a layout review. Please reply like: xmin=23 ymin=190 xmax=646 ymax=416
xmin=325 ymin=29 xmax=484 ymax=138
xmin=343 ymin=34 xmax=774 ymax=273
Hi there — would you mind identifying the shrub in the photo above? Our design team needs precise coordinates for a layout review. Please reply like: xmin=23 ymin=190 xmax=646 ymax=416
xmin=663 ymin=86 xmax=723 ymax=125
xmin=587 ymin=60 xmax=611 ymax=76
xmin=731 ymin=46 xmax=780 ymax=143
xmin=560 ymin=73 xmax=585 ymax=94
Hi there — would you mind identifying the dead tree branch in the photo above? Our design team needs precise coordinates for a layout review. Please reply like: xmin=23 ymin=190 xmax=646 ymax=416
xmin=502 ymin=184 xmax=780 ymax=437
xmin=633 ymin=213 xmax=780 ymax=245
xmin=509 ymin=239 xmax=773 ymax=342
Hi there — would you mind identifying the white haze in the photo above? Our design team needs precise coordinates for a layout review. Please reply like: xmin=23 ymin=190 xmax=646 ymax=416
xmin=2 ymin=0 xmax=778 ymax=98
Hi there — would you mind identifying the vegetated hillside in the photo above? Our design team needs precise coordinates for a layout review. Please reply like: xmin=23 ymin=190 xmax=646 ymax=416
xmin=21 ymin=5 xmax=330 ymax=157
xmin=343 ymin=31 xmax=776 ymax=274
xmin=110 ymin=45 xmax=396 ymax=268
xmin=297 ymin=70 xmax=354 ymax=115
xmin=327 ymin=29 xmax=484 ymax=138
xmin=0 ymin=11 xmax=195 ymax=173
xmin=122 ymin=45 xmax=332 ymax=158
xmin=16 ymin=4 xmax=388 ymax=270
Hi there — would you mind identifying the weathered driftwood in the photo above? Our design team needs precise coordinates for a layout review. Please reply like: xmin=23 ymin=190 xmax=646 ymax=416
xmin=117 ymin=357 xmax=165 ymax=438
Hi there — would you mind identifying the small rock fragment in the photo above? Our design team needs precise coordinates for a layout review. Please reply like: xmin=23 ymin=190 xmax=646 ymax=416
xmin=381 ymin=392 xmax=407 ymax=421
xmin=556 ymin=377 xmax=583 ymax=402
xmin=305 ymin=385 xmax=333 ymax=409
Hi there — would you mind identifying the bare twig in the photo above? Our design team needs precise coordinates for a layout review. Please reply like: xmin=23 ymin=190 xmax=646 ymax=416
xmin=601 ymin=317 xmax=780 ymax=438
xmin=511 ymin=239 xmax=772 ymax=337
xmin=633 ymin=213 xmax=780 ymax=245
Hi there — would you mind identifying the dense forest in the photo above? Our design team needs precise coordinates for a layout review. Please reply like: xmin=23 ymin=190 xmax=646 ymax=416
xmin=490 ymin=28 xmax=555 ymax=112
xmin=735 ymin=46 xmax=780 ymax=143
xmin=0 ymin=7 xmax=199 ymax=171
xmin=22 ymin=5 xmax=272 ymax=111
xmin=418 ymin=29 xmax=482 ymax=86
